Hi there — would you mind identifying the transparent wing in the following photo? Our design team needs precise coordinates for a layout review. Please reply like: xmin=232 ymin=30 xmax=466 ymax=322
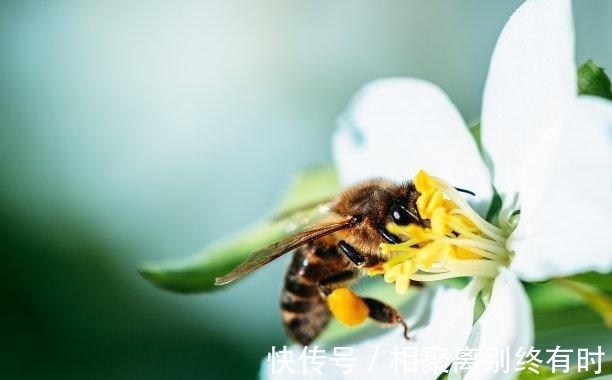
xmin=214 ymin=218 xmax=355 ymax=285
xmin=270 ymin=197 xmax=335 ymax=222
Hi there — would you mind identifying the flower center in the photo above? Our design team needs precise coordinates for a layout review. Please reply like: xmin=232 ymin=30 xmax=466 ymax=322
xmin=372 ymin=170 xmax=512 ymax=295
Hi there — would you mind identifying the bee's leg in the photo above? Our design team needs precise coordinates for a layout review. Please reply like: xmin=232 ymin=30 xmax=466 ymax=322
xmin=376 ymin=224 xmax=424 ymax=285
xmin=376 ymin=225 xmax=401 ymax=244
xmin=324 ymin=285 xmax=411 ymax=340
xmin=337 ymin=240 xmax=365 ymax=266
xmin=363 ymin=297 xmax=410 ymax=340
xmin=317 ymin=270 xmax=359 ymax=296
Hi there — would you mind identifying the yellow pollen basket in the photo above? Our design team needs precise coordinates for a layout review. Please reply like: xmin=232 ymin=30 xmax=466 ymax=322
xmin=378 ymin=170 xmax=510 ymax=295
xmin=327 ymin=288 xmax=369 ymax=326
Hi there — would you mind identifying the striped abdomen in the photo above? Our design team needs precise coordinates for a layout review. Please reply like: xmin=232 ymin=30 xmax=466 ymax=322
xmin=280 ymin=241 xmax=357 ymax=346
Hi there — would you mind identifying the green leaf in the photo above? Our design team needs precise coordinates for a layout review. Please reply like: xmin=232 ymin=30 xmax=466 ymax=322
xmin=567 ymin=272 xmax=612 ymax=294
xmin=547 ymin=360 xmax=612 ymax=380
xmin=526 ymin=278 xmax=612 ymax=328
xmin=525 ymin=281 xmax=585 ymax=313
xmin=578 ymin=60 xmax=612 ymax=100
xmin=534 ymin=305 xmax=609 ymax=342
xmin=139 ymin=166 xmax=340 ymax=293
xmin=527 ymin=281 xmax=612 ymax=356
xmin=553 ymin=278 xmax=612 ymax=328
xmin=518 ymin=360 xmax=612 ymax=380
xmin=139 ymin=222 xmax=288 ymax=293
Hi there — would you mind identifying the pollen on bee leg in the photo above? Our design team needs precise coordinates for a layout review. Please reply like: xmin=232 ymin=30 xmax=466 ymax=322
xmin=327 ymin=288 xmax=369 ymax=326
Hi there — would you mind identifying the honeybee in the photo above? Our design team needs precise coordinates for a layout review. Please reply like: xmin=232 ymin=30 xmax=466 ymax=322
xmin=215 ymin=178 xmax=427 ymax=346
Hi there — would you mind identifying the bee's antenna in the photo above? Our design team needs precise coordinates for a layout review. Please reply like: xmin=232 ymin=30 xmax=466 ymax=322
xmin=454 ymin=187 xmax=475 ymax=196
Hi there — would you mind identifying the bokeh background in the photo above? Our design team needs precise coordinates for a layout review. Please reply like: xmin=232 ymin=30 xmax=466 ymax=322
xmin=1 ymin=1 xmax=611 ymax=379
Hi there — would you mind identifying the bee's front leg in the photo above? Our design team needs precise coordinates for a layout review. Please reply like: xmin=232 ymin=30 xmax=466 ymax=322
xmin=337 ymin=240 xmax=366 ymax=266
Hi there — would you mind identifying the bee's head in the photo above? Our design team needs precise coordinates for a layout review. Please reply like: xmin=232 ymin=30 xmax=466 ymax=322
xmin=331 ymin=179 xmax=423 ymax=258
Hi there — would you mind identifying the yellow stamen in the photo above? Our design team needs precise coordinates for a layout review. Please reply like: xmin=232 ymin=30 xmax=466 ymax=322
xmin=379 ymin=170 xmax=512 ymax=294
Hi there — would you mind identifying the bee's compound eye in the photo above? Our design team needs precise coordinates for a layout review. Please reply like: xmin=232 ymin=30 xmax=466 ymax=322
xmin=390 ymin=204 xmax=414 ymax=225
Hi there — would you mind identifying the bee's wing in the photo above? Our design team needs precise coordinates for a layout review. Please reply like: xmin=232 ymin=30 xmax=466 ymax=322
xmin=214 ymin=218 xmax=355 ymax=285
xmin=270 ymin=197 xmax=334 ymax=222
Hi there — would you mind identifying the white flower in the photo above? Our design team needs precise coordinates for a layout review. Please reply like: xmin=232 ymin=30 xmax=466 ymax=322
xmin=335 ymin=0 xmax=612 ymax=379
xmin=261 ymin=0 xmax=612 ymax=379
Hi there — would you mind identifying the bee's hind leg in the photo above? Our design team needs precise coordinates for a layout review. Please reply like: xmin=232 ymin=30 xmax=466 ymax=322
xmin=324 ymin=284 xmax=411 ymax=341
xmin=363 ymin=297 xmax=410 ymax=340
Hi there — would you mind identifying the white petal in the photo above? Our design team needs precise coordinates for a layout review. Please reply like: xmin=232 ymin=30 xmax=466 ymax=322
xmin=510 ymin=96 xmax=612 ymax=281
xmin=260 ymin=285 xmax=476 ymax=380
xmin=450 ymin=269 xmax=533 ymax=380
xmin=333 ymin=78 xmax=492 ymax=215
xmin=480 ymin=0 xmax=576 ymax=203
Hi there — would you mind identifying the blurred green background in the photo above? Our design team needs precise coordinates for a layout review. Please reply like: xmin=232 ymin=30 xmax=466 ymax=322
xmin=1 ymin=1 xmax=611 ymax=379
